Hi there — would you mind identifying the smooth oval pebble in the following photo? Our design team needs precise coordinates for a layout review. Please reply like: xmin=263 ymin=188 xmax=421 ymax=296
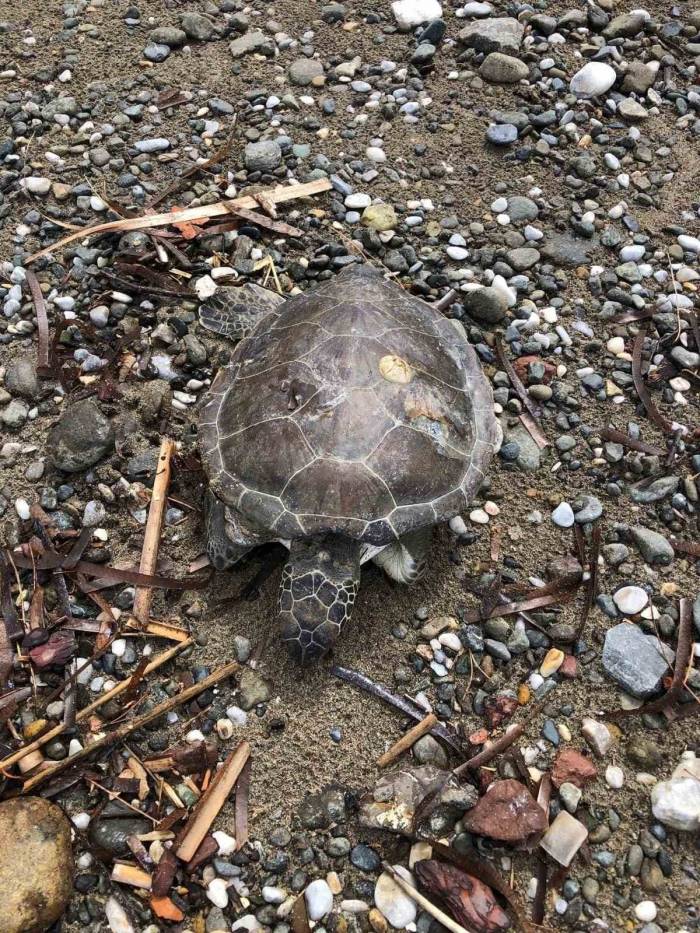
xmin=305 ymin=879 xmax=333 ymax=920
xmin=374 ymin=867 xmax=417 ymax=929
xmin=612 ymin=585 xmax=648 ymax=615
xmin=570 ymin=62 xmax=617 ymax=98
xmin=634 ymin=901 xmax=657 ymax=922
xmin=551 ymin=502 xmax=575 ymax=527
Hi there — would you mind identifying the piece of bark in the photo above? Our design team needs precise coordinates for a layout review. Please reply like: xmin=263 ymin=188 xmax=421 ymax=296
xmin=151 ymin=847 xmax=179 ymax=897
xmin=414 ymin=859 xmax=510 ymax=933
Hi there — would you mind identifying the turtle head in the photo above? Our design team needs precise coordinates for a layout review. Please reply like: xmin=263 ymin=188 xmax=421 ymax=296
xmin=279 ymin=535 xmax=361 ymax=664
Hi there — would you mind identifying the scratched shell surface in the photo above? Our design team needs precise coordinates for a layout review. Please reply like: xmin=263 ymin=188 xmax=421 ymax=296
xmin=199 ymin=265 xmax=499 ymax=545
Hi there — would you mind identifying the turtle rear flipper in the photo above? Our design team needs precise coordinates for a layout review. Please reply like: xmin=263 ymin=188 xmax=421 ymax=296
xmin=199 ymin=283 xmax=285 ymax=341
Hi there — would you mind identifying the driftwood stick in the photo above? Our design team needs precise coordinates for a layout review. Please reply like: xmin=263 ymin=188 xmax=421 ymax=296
xmin=377 ymin=714 xmax=437 ymax=768
xmin=27 ymin=178 xmax=332 ymax=263
xmin=111 ymin=862 xmax=152 ymax=890
xmin=381 ymin=863 xmax=475 ymax=933
xmin=132 ymin=438 xmax=175 ymax=627
xmin=0 ymin=637 xmax=193 ymax=772
xmin=175 ymin=740 xmax=251 ymax=862
xmin=21 ymin=659 xmax=237 ymax=792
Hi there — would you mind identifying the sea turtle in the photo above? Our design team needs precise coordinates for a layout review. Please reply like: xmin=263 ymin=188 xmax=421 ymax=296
xmin=198 ymin=264 xmax=500 ymax=663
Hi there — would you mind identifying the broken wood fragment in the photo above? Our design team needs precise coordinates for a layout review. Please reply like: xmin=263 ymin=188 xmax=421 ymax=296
xmin=26 ymin=178 xmax=332 ymax=263
xmin=377 ymin=714 xmax=438 ymax=768
xmin=111 ymin=862 xmax=152 ymax=890
xmin=132 ymin=438 xmax=175 ymax=628
xmin=234 ymin=755 xmax=251 ymax=851
xmin=25 ymin=270 xmax=52 ymax=375
xmin=382 ymin=862 xmax=473 ymax=933
xmin=175 ymin=740 xmax=250 ymax=862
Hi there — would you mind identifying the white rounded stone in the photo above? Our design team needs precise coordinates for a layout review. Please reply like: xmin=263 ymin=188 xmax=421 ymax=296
xmin=634 ymin=901 xmax=657 ymax=922
xmin=570 ymin=62 xmax=617 ymax=98
xmin=605 ymin=765 xmax=624 ymax=789
xmin=612 ymin=585 xmax=648 ymax=615
xmin=375 ymin=867 xmax=417 ymax=929
xmin=305 ymin=879 xmax=333 ymax=920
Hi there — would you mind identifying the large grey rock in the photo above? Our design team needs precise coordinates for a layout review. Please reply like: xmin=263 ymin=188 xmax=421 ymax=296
xmin=458 ymin=17 xmax=524 ymax=53
xmin=540 ymin=233 xmax=595 ymax=267
xmin=602 ymin=623 xmax=673 ymax=698
xmin=48 ymin=399 xmax=114 ymax=472
xmin=501 ymin=420 xmax=541 ymax=472
xmin=462 ymin=286 xmax=508 ymax=323
xmin=629 ymin=526 xmax=674 ymax=566
xmin=181 ymin=12 xmax=215 ymax=40
xmin=229 ymin=30 xmax=275 ymax=58
xmin=244 ymin=140 xmax=282 ymax=172
xmin=4 ymin=357 xmax=40 ymax=399
xmin=630 ymin=475 xmax=679 ymax=504
xmin=603 ymin=11 xmax=647 ymax=38
xmin=479 ymin=52 xmax=528 ymax=83
xmin=0 ymin=797 xmax=74 ymax=933
xmin=288 ymin=57 xmax=325 ymax=85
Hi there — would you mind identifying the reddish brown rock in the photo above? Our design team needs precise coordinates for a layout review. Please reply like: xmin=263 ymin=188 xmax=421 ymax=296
xmin=484 ymin=694 xmax=519 ymax=730
xmin=461 ymin=779 xmax=547 ymax=842
xmin=551 ymin=748 xmax=598 ymax=789
xmin=415 ymin=859 xmax=511 ymax=933
xmin=559 ymin=655 xmax=578 ymax=679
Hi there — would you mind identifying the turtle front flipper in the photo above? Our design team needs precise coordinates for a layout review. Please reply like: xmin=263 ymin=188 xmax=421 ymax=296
xmin=279 ymin=535 xmax=361 ymax=664
xmin=373 ymin=527 xmax=432 ymax=584
xmin=204 ymin=491 xmax=254 ymax=570
xmin=199 ymin=283 xmax=285 ymax=341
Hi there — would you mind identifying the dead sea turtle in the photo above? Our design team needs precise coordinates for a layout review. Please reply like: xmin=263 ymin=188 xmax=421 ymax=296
xmin=198 ymin=264 xmax=500 ymax=662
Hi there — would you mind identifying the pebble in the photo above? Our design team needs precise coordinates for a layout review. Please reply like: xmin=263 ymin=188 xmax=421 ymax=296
xmin=374 ymin=868 xmax=417 ymax=928
xmin=612 ymin=586 xmax=648 ymax=615
xmin=570 ymin=62 xmax=617 ymax=98
xmin=305 ymin=879 xmax=333 ymax=920
xmin=635 ymin=902 xmax=658 ymax=922
xmin=551 ymin=502 xmax=574 ymax=528
xmin=602 ymin=623 xmax=672 ymax=698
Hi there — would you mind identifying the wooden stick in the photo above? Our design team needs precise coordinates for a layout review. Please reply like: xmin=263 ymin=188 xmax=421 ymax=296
xmin=0 ymin=638 xmax=193 ymax=772
xmin=111 ymin=862 xmax=152 ymax=890
xmin=26 ymin=178 xmax=332 ymax=263
xmin=132 ymin=438 xmax=175 ymax=627
xmin=21 ymin=660 xmax=239 ymax=792
xmin=126 ymin=618 xmax=191 ymax=642
xmin=377 ymin=713 xmax=437 ymax=768
xmin=175 ymin=741 xmax=250 ymax=862
xmin=381 ymin=863 xmax=475 ymax=933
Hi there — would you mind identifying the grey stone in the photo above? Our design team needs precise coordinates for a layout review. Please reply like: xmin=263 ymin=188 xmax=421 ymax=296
xmin=602 ymin=623 xmax=672 ymax=698
xmin=630 ymin=475 xmax=679 ymax=504
xmin=502 ymin=420 xmax=541 ymax=471
xmin=462 ymin=286 xmax=508 ymax=323
xmin=670 ymin=346 xmax=700 ymax=370
xmin=507 ymin=196 xmax=538 ymax=222
xmin=486 ymin=123 xmax=518 ymax=145
xmin=622 ymin=61 xmax=656 ymax=94
xmin=629 ymin=526 xmax=674 ymax=565
xmin=48 ymin=399 xmax=115 ymax=473
xmin=573 ymin=495 xmax=603 ymax=523
xmin=150 ymin=26 xmax=186 ymax=46
xmin=229 ymin=30 xmax=275 ymax=58
xmin=603 ymin=12 xmax=647 ymax=38
xmin=181 ymin=12 xmax=215 ymax=40
xmin=480 ymin=52 xmax=528 ymax=83
xmin=506 ymin=246 xmax=540 ymax=270
xmin=237 ymin=668 xmax=271 ymax=709
xmin=244 ymin=139 xmax=282 ymax=172
xmin=412 ymin=734 xmax=448 ymax=768
xmin=288 ymin=58 xmax=324 ymax=86
xmin=1 ymin=399 xmax=29 ymax=428
xmin=540 ymin=233 xmax=594 ymax=267
xmin=458 ymin=17 xmax=524 ymax=53
xmin=602 ymin=543 xmax=629 ymax=566
xmin=143 ymin=41 xmax=171 ymax=62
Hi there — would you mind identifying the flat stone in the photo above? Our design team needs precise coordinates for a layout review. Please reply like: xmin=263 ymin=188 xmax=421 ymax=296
xmin=462 ymin=779 xmax=547 ymax=841
xmin=48 ymin=399 xmax=114 ymax=472
xmin=244 ymin=140 xmax=282 ymax=172
xmin=462 ymin=286 xmax=509 ymax=323
xmin=540 ymin=811 xmax=588 ymax=866
xmin=0 ymin=797 xmax=74 ymax=933
xmin=229 ymin=31 xmax=275 ymax=58
xmin=602 ymin=623 xmax=672 ymax=698
xmin=486 ymin=123 xmax=518 ymax=145
xmin=288 ymin=58 xmax=324 ymax=86
xmin=479 ymin=52 xmax=528 ymax=83
xmin=459 ymin=17 xmax=524 ymax=53
xmin=629 ymin=526 xmax=674 ymax=565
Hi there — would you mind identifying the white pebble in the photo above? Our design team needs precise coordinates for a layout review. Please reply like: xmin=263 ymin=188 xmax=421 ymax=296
xmin=612 ymin=585 xmax=648 ymax=615
xmin=15 ymin=498 xmax=31 ymax=520
xmin=226 ymin=705 xmax=248 ymax=726
xmin=213 ymin=830 xmax=237 ymax=855
xmin=305 ymin=879 xmax=333 ymax=920
xmin=605 ymin=765 xmax=624 ymax=789
xmin=606 ymin=336 xmax=625 ymax=355
xmin=186 ymin=729 xmax=206 ymax=744
xmin=634 ymin=901 xmax=657 ymax=922
xmin=263 ymin=885 xmax=287 ymax=904
xmin=469 ymin=508 xmax=489 ymax=524
xmin=72 ymin=811 xmax=91 ymax=830
xmin=207 ymin=877 xmax=229 ymax=908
